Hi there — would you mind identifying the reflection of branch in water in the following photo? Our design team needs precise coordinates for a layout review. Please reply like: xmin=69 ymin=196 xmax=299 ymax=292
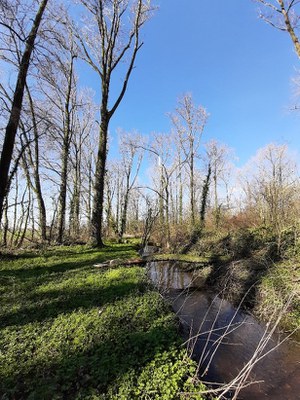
xmin=184 ymin=320 xmax=252 ymax=346
xmin=177 ymin=274 xmax=234 ymax=375
xmin=147 ymin=262 xmax=299 ymax=399
xmin=179 ymin=272 xmax=297 ymax=399
xmin=222 ymin=295 xmax=297 ymax=400
xmin=194 ymin=294 xmax=297 ymax=400
xmin=199 ymin=283 xmax=257 ymax=379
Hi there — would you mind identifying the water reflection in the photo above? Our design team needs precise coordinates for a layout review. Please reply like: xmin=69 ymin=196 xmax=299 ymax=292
xmin=148 ymin=261 xmax=192 ymax=290
xmin=147 ymin=261 xmax=300 ymax=400
xmin=147 ymin=261 xmax=207 ymax=291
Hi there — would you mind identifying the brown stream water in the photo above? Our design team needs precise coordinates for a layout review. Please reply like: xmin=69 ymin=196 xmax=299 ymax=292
xmin=147 ymin=261 xmax=300 ymax=400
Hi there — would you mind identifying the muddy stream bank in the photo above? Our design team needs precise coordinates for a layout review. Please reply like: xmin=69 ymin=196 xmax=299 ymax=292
xmin=147 ymin=261 xmax=300 ymax=400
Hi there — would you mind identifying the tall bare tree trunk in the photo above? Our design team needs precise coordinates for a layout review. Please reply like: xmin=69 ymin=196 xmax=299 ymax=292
xmin=2 ymin=200 xmax=9 ymax=247
xmin=25 ymin=85 xmax=47 ymax=241
xmin=91 ymin=108 xmax=109 ymax=247
xmin=77 ymin=0 xmax=151 ymax=247
xmin=213 ymin=169 xmax=220 ymax=228
xmin=190 ymin=147 xmax=195 ymax=224
xmin=118 ymin=190 xmax=130 ymax=242
xmin=57 ymin=54 xmax=75 ymax=243
xmin=159 ymin=165 xmax=165 ymax=227
xmin=181 ymin=163 xmax=211 ymax=255
xmin=10 ymin=172 xmax=19 ymax=247
xmin=87 ymin=159 xmax=93 ymax=226
xmin=179 ymin=166 xmax=183 ymax=224
xmin=105 ymin=178 xmax=113 ymax=238
xmin=15 ymin=187 xmax=31 ymax=248
xmin=165 ymin=182 xmax=170 ymax=248
xmin=116 ymin=170 xmax=121 ymax=236
xmin=69 ymin=142 xmax=82 ymax=239
xmin=0 ymin=0 xmax=48 ymax=226
xmin=117 ymin=137 xmax=142 ymax=242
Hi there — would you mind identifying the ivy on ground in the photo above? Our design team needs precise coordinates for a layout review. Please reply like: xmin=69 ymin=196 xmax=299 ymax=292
xmin=0 ymin=244 xmax=210 ymax=400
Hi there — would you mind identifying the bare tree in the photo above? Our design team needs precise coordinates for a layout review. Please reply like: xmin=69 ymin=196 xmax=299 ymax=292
xmin=0 ymin=0 xmax=49 ymax=226
xmin=206 ymin=140 xmax=233 ymax=228
xmin=181 ymin=162 xmax=212 ymax=254
xmin=117 ymin=131 xmax=143 ymax=242
xmin=140 ymin=194 xmax=159 ymax=249
xmin=241 ymin=143 xmax=298 ymax=251
xmin=20 ymin=89 xmax=48 ymax=242
xmin=69 ymin=93 xmax=97 ymax=240
xmin=256 ymin=0 xmax=300 ymax=57
xmin=170 ymin=94 xmax=208 ymax=224
xmin=126 ymin=188 xmax=142 ymax=235
xmin=144 ymin=132 xmax=182 ymax=247
xmin=104 ymin=162 xmax=118 ymax=237
xmin=57 ymin=50 xmax=77 ymax=243
xmin=75 ymin=0 xmax=154 ymax=247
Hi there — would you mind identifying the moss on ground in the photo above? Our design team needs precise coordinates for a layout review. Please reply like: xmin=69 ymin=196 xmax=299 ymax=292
xmin=0 ymin=244 xmax=210 ymax=400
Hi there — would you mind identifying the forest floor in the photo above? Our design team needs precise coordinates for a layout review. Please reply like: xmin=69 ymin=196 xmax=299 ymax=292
xmin=0 ymin=243 xmax=210 ymax=400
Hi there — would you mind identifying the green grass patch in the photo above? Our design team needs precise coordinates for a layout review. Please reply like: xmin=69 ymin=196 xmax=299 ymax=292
xmin=0 ymin=244 xmax=210 ymax=399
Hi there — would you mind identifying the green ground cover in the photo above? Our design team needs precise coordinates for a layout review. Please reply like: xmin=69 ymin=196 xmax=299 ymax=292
xmin=0 ymin=244 xmax=208 ymax=399
xmin=254 ymin=260 xmax=300 ymax=333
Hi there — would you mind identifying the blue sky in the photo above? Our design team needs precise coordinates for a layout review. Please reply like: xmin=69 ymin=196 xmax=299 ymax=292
xmin=78 ymin=0 xmax=300 ymax=167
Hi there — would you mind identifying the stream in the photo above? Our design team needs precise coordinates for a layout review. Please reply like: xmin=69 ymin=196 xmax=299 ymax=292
xmin=147 ymin=261 xmax=300 ymax=400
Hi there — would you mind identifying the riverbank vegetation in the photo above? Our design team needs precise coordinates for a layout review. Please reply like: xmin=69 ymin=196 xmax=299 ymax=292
xmin=0 ymin=243 xmax=211 ymax=399
xmin=153 ymin=227 xmax=300 ymax=334
xmin=197 ymin=228 xmax=300 ymax=333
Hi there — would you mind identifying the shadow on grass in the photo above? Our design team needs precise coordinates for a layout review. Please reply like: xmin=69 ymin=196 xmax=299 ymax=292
xmin=0 ymin=245 xmax=181 ymax=399
xmin=0 ymin=244 xmax=138 ymax=261
xmin=0 ymin=244 xmax=144 ymax=328
xmin=0 ymin=319 xmax=178 ymax=399
xmin=1 ymin=277 xmax=147 ymax=328
xmin=0 ymin=257 xmax=102 ymax=280
xmin=0 ymin=245 xmax=137 ymax=278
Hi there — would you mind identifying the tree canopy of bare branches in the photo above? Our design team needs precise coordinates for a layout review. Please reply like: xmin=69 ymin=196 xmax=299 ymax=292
xmin=75 ymin=0 xmax=154 ymax=247
xmin=0 ymin=0 xmax=49 ymax=226
xmin=256 ymin=0 xmax=300 ymax=57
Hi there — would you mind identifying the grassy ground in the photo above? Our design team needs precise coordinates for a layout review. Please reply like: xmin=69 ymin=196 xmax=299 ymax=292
xmin=0 ymin=244 xmax=209 ymax=400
